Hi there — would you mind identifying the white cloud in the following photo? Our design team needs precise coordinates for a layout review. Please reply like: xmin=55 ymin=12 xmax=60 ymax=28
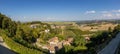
xmin=102 ymin=13 xmax=120 ymax=18
xmin=84 ymin=9 xmax=120 ymax=19
xmin=101 ymin=11 xmax=109 ymax=13
xmin=100 ymin=9 xmax=120 ymax=14
xmin=118 ymin=10 xmax=120 ymax=12
xmin=85 ymin=10 xmax=96 ymax=14
xmin=111 ymin=9 xmax=120 ymax=13
xmin=102 ymin=13 xmax=113 ymax=17
xmin=100 ymin=9 xmax=120 ymax=18
xmin=116 ymin=14 xmax=120 ymax=17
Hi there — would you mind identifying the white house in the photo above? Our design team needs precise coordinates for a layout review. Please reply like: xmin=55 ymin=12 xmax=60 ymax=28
xmin=45 ymin=29 xmax=50 ymax=33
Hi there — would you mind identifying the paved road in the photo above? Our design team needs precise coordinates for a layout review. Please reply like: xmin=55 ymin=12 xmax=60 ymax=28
xmin=0 ymin=45 xmax=15 ymax=54
xmin=98 ymin=33 xmax=120 ymax=54
xmin=0 ymin=36 xmax=16 ymax=54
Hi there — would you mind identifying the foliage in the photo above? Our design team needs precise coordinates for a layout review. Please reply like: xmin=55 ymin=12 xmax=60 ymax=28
xmin=57 ymin=45 xmax=87 ymax=54
xmin=112 ymin=24 xmax=120 ymax=36
xmin=86 ymin=25 xmax=120 ymax=54
xmin=0 ymin=13 xmax=50 ymax=54
xmin=73 ymin=35 xmax=86 ymax=46
xmin=1 ymin=13 xmax=120 ymax=54
xmin=56 ymin=45 xmax=74 ymax=54
xmin=0 ymin=13 xmax=17 ymax=37
xmin=56 ymin=28 xmax=88 ymax=54
xmin=68 ymin=29 xmax=92 ymax=35
xmin=0 ymin=30 xmax=43 ymax=54
xmin=73 ymin=46 xmax=87 ymax=53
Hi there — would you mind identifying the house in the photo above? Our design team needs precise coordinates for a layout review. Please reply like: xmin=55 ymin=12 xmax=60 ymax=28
xmin=51 ymin=25 xmax=56 ymax=29
xmin=63 ymin=40 xmax=71 ymax=45
xmin=43 ymin=25 xmax=47 ymax=27
xmin=82 ymin=34 xmax=90 ymax=41
xmin=45 ymin=29 xmax=50 ymax=33
xmin=85 ymin=36 xmax=90 ymax=40
xmin=85 ymin=36 xmax=90 ymax=41
xmin=48 ymin=37 xmax=59 ymax=45
xmin=57 ymin=41 xmax=63 ymax=49
xmin=42 ymin=45 xmax=49 ymax=49
xmin=30 ymin=25 xmax=36 ymax=28
xmin=63 ymin=38 xmax=73 ymax=46
xmin=67 ymin=38 xmax=73 ymax=43
xmin=49 ymin=46 xmax=55 ymax=54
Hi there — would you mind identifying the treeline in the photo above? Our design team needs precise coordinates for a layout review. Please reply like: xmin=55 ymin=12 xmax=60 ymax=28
xmin=0 ymin=13 xmax=50 ymax=54
xmin=0 ymin=30 xmax=43 ymax=54
xmin=86 ymin=25 xmax=120 ymax=54
xmin=0 ymin=13 xmax=39 ymax=43
xmin=0 ymin=13 xmax=17 ymax=37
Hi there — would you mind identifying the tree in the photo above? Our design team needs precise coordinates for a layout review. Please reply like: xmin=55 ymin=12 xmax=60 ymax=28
xmin=108 ymin=27 xmax=112 ymax=32
xmin=56 ymin=45 xmax=74 ymax=54
xmin=73 ymin=46 xmax=87 ymax=54
xmin=0 ymin=13 xmax=17 ymax=36
xmin=73 ymin=35 xmax=86 ymax=46
xmin=113 ymin=25 xmax=120 ymax=33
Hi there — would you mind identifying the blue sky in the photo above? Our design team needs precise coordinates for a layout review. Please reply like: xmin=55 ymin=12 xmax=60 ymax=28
xmin=0 ymin=0 xmax=120 ymax=21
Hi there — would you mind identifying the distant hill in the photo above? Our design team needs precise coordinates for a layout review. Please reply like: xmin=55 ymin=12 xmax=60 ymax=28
xmin=75 ymin=19 xmax=120 ymax=24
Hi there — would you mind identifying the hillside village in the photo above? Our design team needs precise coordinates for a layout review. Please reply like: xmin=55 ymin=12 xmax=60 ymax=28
xmin=30 ymin=22 xmax=117 ymax=54
xmin=31 ymin=24 xmax=74 ymax=53
xmin=1 ymin=13 xmax=120 ymax=54
xmin=30 ymin=23 xmax=90 ymax=53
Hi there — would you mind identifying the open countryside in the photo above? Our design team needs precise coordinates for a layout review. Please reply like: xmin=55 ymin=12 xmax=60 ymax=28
xmin=0 ymin=0 xmax=120 ymax=54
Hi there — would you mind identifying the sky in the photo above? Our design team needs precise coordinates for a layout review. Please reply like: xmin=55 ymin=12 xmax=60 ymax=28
xmin=0 ymin=0 xmax=120 ymax=22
